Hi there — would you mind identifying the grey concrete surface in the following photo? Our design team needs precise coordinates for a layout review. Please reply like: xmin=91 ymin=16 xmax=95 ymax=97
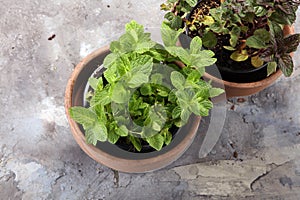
xmin=0 ymin=0 xmax=300 ymax=199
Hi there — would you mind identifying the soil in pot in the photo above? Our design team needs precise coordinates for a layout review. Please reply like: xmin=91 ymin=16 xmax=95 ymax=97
xmin=186 ymin=0 xmax=271 ymax=83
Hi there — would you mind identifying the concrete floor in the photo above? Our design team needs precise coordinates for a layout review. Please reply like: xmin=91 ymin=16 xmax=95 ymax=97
xmin=0 ymin=0 xmax=300 ymax=199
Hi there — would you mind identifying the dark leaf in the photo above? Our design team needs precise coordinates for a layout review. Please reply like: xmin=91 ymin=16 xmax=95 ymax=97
xmin=283 ymin=34 xmax=300 ymax=53
xmin=278 ymin=54 xmax=293 ymax=77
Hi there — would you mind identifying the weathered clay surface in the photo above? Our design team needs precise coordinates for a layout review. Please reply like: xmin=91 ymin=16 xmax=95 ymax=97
xmin=0 ymin=0 xmax=300 ymax=199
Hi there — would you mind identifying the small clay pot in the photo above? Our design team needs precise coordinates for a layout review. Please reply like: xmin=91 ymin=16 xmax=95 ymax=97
xmin=203 ymin=25 xmax=294 ymax=98
xmin=65 ymin=45 xmax=201 ymax=173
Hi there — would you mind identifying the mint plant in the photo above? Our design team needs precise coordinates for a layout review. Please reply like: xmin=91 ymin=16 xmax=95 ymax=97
xmin=162 ymin=0 xmax=300 ymax=77
xmin=69 ymin=21 xmax=223 ymax=152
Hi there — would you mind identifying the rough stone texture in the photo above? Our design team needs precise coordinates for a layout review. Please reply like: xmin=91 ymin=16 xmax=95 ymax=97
xmin=0 ymin=0 xmax=300 ymax=199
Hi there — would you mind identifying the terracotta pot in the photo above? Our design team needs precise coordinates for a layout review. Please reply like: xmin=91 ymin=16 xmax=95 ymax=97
xmin=203 ymin=25 xmax=294 ymax=98
xmin=65 ymin=45 xmax=201 ymax=173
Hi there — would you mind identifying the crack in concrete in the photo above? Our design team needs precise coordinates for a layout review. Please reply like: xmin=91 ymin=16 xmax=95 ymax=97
xmin=112 ymin=169 xmax=119 ymax=188
xmin=250 ymin=161 xmax=290 ymax=191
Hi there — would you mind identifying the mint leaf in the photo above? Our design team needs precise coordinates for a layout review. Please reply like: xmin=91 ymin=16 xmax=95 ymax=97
xmin=209 ymin=88 xmax=224 ymax=98
xmin=140 ymin=84 xmax=152 ymax=96
xmin=88 ymin=77 xmax=100 ymax=90
xmin=90 ymin=86 xmax=111 ymax=107
xmin=197 ymin=100 xmax=213 ymax=116
xmin=125 ymin=20 xmax=144 ymax=32
xmin=172 ymin=106 xmax=182 ymax=119
xmin=116 ymin=125 xmax=128 ymax=137
xmin=111 ymin=82 xmax=130 ymax=103
xmin=165 ymin=46 xmax=191 ymax=65
xmin=161 ymin=22 xmax=183 ymax=47
xmin=85 ymin=121 xmax=108 ymax=145
xmin=129 ymin=135 xmax=142 ymax=151
xmin=69 ymin=107 xmax=97 ymax=127
xmin=163 ymin=129 xmax=172 ymax=145
xmin=190 ymin=36 xmax=202 ymax=54
xmin=180 ymin=108 xmax=191 ymax=124
xmin=146 ymin=134 xmax=164 ymax=151
xmin=128 ymin=73 xmax=149 ymax=88
xmin=171 ymin=71 xmax=185 ymax=90
xmin=107 ymin=130 xmax=120 ymax=144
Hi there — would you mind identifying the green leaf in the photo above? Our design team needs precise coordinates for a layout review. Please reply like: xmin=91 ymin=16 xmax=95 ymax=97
xmin=230 ymin=26 xmax=241 ymax=47
xmin=190 ymin=51 xmax=217 ymax=69
xmin=128 ymin=73 xmax=150 ymax=88
xmin=69 ymin=107 xmax=97 ymax=127
xmin=90 ymin=88 xmax=111 ymax=107
xmin=180 ymin=109 xmax=191 ymax=124
xmin=267 ymin=61 xmax=277 ymax=76
xmin=88 ymin=77 xmax=100 ymax=90
xmin=116 ymin=125 xmax=128 ymax=137
xmin=246 ymin=29 xmax=270 ymax=49
xmin=202 ymin=32 xmax=217 ymax=48
xmin=111 ymin=83 xmax=130 ymax=103
xmin=223 ymin=46 xmax=236 ymax=51
xmin=190 ymin=36 xmax=202 ymax=54
xmin=164 ymin=12 xmax=183 ymax=30
xmin=85 ymin=122 xmax=108 ymax=145
xmin=140 ymin=84 xmax=152 ymax=96
xmin=230 ymin=50 xmax=249 ymax=62
xmin=171 ymin=71 xmax=185 ymax=90
xmin=168 ymin=91 xmax=177 ymax=103
xmin=93 ymin=104 xmax=107 ymax=123
xmin=146 ymin=134 xmax=165 ymax=151
xmin=103 ymin=53 xmax=119 ymax=69
xmin=129 ymin=135 xmax=142 ymax=152
xmin=209 ymin=88 xmax=224 ymax=98
xmin=254 ymin=6 xmax=268 ymax=17
xmin=202 ymin=16 xmax=215 ymax=26
xmin=125 ymin=20 xmax=144 ymax=32
xmin=164 ymin=130 xmax=172 ymax=145
xmin=165 ymin=46 xmax=191 ymax=65
xmin=186 ymin=0 xmax=197 ymax=7
xmin=254 ymin=29 xmax=271 ymax=43
xmin=197 ymin=100 xmax=213 ymax=116
xmin=172 ymin=106 xmax=182 ymax=119
xmin=107 ymin=130 xmax=120 ymax=144
xmin=104 ymin=64 xmax=118 ymax=83
xmin=131 ymin=54 xmax=153 ymax=71
xmin=161 ymin=21 xmax=183 ymax=47
xmin=150 ymin=73 xmax=163 ymax=85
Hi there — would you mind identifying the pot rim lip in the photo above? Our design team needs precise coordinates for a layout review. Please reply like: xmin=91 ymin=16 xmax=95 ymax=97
xmin=64 ymin=45 xmax=201 ymax=168
xmin=204 ymin=69 xmax=282 ymax=88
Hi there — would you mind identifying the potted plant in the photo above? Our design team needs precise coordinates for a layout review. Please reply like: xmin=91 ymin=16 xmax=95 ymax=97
xmin=65 ymin=21 xmax=223 ymax=173
xmin=161 ymin=0 xmax=300 ymax=97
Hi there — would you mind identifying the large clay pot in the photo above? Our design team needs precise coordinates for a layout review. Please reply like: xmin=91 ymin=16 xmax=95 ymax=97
xmin=65 ymin=45 xmax=201 ymax=173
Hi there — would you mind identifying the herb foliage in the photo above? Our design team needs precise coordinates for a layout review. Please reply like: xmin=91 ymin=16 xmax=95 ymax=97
xmin=70 ymin=21 xmax=223 ymax=151
xmin=161 ymin=0 xmax=300 ymax=77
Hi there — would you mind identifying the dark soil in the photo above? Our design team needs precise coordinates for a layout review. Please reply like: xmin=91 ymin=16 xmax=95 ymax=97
xmin=116 ymin=126 xmax=179 ymax=153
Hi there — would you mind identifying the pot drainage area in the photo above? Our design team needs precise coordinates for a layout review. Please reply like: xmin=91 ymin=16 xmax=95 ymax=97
xmin=0 ymin=1 xmax=300 ymax=199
